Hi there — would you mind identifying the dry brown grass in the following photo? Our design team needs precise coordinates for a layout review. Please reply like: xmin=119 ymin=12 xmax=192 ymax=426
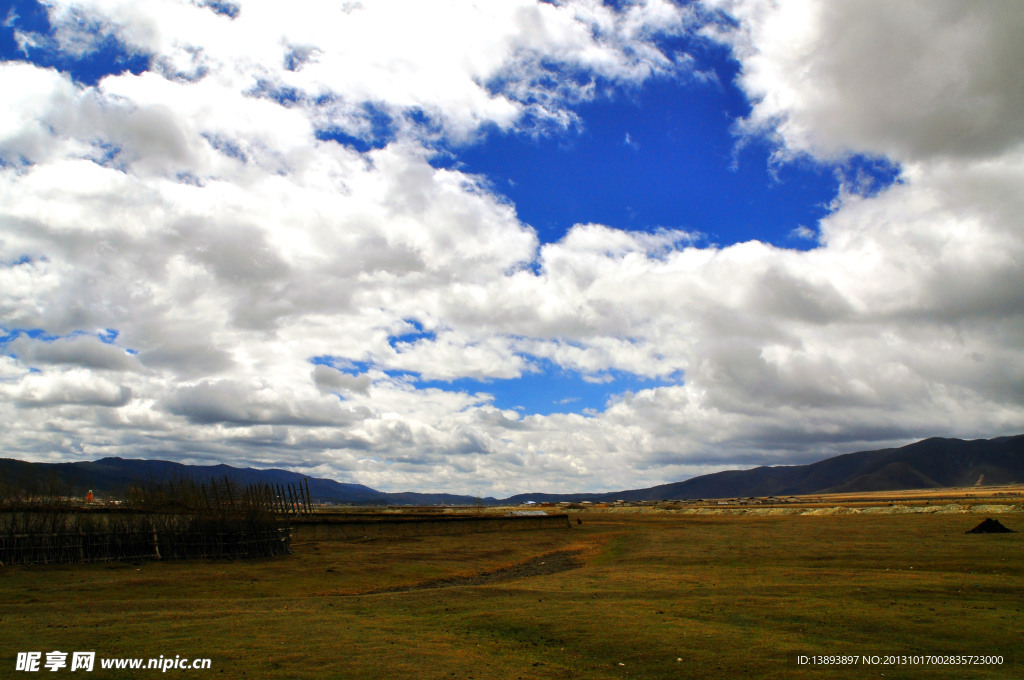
xmin=1 ymin=510 xmax=1021 ymax=678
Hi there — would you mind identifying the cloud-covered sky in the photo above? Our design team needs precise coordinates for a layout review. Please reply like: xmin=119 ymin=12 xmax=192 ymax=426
xmin=2 ymin=0 xmax=1022 ymax=495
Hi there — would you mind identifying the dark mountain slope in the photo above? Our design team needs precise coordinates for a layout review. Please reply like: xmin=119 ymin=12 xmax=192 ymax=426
xmin=507 ymin=435 xmax=1024 ymax=502
xmin=2 ymin=435 xmax=1021 ymax=504
xmin=0 ymin=456 xmax=490 ymax=506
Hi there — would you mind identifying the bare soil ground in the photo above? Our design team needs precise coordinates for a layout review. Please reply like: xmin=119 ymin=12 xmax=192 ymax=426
xmin=371 ymin=549 xmax=585 ymax=593
xmin=3 ymin=509 xmax=1021 ymax=679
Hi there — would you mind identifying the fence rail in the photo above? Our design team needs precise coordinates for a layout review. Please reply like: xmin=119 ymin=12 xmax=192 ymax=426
xmin=0 ymin=524 xmax=290 ymax=565
xmin=0 ymin=476 xmax=307 ymax=566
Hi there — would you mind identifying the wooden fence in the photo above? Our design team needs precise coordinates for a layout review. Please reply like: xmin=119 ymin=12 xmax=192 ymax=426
xmin=291 ymin=512 xmax=572 ymax=541
xmin=0 ymin=477 xmax=307 ymax=566
xmin=0 ymin=519 xmax=290 ymax=565
xmin=127 ymin=477 xmax=313 ymax=517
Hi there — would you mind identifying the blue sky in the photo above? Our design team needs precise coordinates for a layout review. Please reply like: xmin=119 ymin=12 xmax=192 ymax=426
xmin=459 ymin=58 xmax=843 ymax=248
xmin=1 ymin=0 xmax=147 ymax=84
xmin=1 ymin=0 xmax=862 ymax=418
xmin=1 ymin=0 xmax=1022 ymax=494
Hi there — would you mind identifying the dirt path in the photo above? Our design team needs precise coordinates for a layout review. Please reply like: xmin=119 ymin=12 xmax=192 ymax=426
xmin=368 ymin=549 xmax=585 ymax=594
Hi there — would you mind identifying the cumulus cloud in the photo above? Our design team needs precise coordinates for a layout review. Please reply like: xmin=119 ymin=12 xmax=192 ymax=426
xmin=1 ymin=0 xmax=1022 ymax=494
xmin=8 ymin=334 xmax=142 ymax=371
xmin=28 ymin=0 xmax=693 ymax=143
xmin=0 ymin=62 xmax=80 ymax=164
xmin=2 ymin=369 xmax=132 ymax=408
xmin=162 ymin=378 xmax=355 ymax=427
xmin=312 ymin=365 xmax=371 ymax=396
xmin=708 ymin=0 xmax=1024 ymax=162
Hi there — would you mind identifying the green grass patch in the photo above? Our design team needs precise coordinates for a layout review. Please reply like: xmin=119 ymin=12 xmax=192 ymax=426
xmin=1 ymin=512 xmax=1021 ymax=678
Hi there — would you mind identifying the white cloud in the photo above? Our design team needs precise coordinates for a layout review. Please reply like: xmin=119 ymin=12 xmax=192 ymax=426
xmin=31 ymin=0 xmax=693 ymax=143
xmin=8 ymin=335 xmax=143 ymax=372
xmin=2 ymin=368 xmax=132 ymax=408
xmin=162 ymin=378 xmax=355 ymax=427
xmin=311 ymin=365 xmax=371 ymax=396
xmin=708 ymin=0 xmax=1024 ymax=162
xmin=0 ymin=63 xmax=81 ymax=165
xmin=1 ymin=0 xmax=1023 ymax=494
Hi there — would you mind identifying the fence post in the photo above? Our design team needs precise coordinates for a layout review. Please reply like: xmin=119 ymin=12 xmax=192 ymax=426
xmin=151 ymin=522 xmax=162 ymax=560
xmin=224 ymin=476 xmax=236 ymax=510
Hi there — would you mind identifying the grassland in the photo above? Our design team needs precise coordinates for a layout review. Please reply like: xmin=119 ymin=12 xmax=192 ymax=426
xmin=1 ymin=508 xmax=1021 ymax=679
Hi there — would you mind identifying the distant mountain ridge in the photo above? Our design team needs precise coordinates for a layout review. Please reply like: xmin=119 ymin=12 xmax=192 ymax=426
xmin=506 ymin=435 xmax=1024 ymax=503
xmin=1 ymin=435 xmax=1022 ymax=505
xmin=0 ymin=456 xmax=493 ymax=506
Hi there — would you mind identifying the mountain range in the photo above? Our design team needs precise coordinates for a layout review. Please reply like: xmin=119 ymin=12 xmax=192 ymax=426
xmin=506 ymin=434 xmax=1024 ymax=503
xmin=1 ymin=435 xmax=1021 ymax=505
xmin=0 ymin=456 xmax=487 ymax=506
